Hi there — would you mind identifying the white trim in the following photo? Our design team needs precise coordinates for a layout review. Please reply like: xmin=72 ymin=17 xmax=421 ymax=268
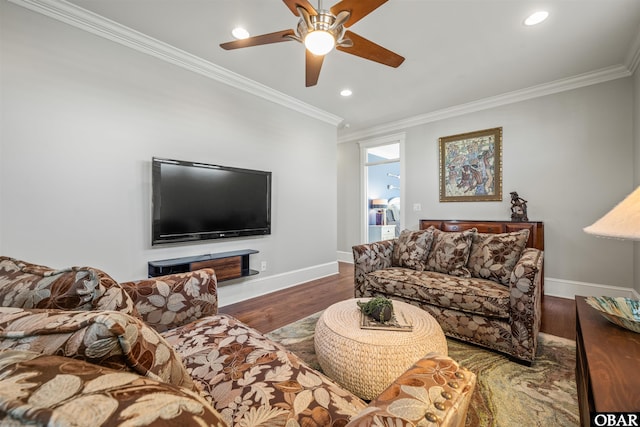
xmin=8 ymin=0 xmax=343 ymax=127
xmin=338 ymin=65 xmax=632 ymax=143
xmin=337 ymin=250 xmax=352 ymax=263
xmin=358 ymin=133 xmax=406 ymax=243
xmin=626 ymin=28 xmax=640 ymax=74
xmin=544 ymin=277 xmax=638 ymax=300
xmin=217 ymin=261 xmax=339 ymax=307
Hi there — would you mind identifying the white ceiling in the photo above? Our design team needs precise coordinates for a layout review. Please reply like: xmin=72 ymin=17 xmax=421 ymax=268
xmin=65 ymin=0 xmax=640 ymax=139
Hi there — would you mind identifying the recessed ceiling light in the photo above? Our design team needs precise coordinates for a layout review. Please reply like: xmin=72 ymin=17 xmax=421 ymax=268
xmin=340 ymin=89 xmax=352 ymax=97
xmin=232 ymin=27 xmax=250 ymax=40
xmin=524 ymin=11 xmax=549 ymax=26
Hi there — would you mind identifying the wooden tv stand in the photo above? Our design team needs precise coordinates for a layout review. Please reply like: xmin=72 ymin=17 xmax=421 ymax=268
xmin=148 ymin=249 xmax=258 ymax=282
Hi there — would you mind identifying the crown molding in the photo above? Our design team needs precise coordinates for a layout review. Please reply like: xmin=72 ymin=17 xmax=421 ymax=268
xmin=337 ymin=64 xmax=632 ymax=144
xmin=626 ymin=28 xmax=640 ymax=75
xmin=8 ymin=0 xmax=343 ymax=127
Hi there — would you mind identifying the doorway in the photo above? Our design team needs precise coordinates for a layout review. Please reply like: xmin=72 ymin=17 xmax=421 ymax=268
xmin=360 ymin=133 xmax=405 ymax=243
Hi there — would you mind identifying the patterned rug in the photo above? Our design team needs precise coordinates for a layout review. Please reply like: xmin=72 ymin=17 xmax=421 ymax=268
xmin=266 ymin=311 xmax=579 ymax=427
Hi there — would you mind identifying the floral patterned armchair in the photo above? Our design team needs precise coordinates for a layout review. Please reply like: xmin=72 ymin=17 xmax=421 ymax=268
xmin=0 ymin=256 xmax=476 ymax=426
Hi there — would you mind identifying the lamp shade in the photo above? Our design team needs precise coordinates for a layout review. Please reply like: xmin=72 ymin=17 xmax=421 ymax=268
xmin=371 ymin=199 xmax=388 ymax=209
xmin=584 ymin=186 xmax=640 ymax=240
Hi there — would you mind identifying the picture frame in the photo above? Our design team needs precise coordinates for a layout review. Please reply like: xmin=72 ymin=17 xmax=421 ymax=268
xmin=439 ymin=127 xmax=502 ymax=202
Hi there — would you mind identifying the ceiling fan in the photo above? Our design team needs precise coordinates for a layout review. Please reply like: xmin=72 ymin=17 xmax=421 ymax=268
xmin=220 ymin=0 xmax=405 ymax=87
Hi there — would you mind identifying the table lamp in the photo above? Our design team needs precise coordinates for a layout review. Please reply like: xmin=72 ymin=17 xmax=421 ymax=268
xmin=583 ymin=186 xmax=640 ymax=240
xmin=371 ymin=199 xmax=388 ymax=225
xmin=583 ymin=185 xmax=640 ymax=333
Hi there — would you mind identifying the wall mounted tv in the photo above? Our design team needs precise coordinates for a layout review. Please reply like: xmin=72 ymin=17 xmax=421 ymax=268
xmin=152 ymin=157 xmax=271 ymax=245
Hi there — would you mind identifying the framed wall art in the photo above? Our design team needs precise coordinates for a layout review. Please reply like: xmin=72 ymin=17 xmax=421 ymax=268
xmin=439 ymin=127 xmax=502 ymax=202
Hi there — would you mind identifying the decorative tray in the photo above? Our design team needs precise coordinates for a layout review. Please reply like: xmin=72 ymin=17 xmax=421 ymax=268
xmin=360 ymin=310 xmax=413 ymax=332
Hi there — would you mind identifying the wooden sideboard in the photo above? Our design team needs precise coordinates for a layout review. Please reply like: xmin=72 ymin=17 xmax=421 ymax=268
xmin=575 ymin=296 xmax=640 ymax=425
xmin=419 ymin=219 xmax=545 ymax=294
xmin=419 ymin=219 xmax=544 ymax=251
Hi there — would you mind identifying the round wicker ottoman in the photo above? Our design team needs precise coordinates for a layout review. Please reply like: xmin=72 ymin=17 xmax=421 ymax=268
xmin=314 ymin=298 xmax=447 ymax=400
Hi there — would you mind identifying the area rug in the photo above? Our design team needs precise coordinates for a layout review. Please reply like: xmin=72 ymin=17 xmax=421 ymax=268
xmin=266 ymin=311 xmax=579 ymax=427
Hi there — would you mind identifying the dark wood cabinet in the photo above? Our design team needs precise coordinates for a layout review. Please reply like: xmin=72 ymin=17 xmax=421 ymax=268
xmin=419 ymin=219 xmax=544 ymax=251
xmin=575 ymin=296 xmax=640 ymax=426
xmin=419 ymin=219 xmax=545 ymax=293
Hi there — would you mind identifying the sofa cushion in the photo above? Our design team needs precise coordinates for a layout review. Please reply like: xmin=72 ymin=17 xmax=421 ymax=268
xmin=0 ymin=256 xmax=137 ymax=315
xmin=391 ymin=229 xmax=434 ymax=271
xmin=426 ymin=228 xmax=476 ymax=277
xmin=0 ymin=307 xmax=195 ymax=391
xmin=0 ymin=349 xmax=228 ymax=426
xmin=162 ymin=313 xmax=367 ymax=427
xmin=364 ymin=267 xmax=511 ymax=318
xmin=120 ymin=268 xmax=218 ymax=333
xmin=467 ymin=229 xmax=530 ymax=285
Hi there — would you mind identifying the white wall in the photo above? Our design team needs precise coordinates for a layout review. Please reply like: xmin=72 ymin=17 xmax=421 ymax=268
xmin=0 ymin=2 xmax=338 ymax=306
xmin=338 ymin=78 xmax=637 ymax=297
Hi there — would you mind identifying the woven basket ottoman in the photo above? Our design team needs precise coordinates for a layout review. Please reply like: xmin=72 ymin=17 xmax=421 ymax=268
xmin=314 ymin=298 xmax=448 ymax=400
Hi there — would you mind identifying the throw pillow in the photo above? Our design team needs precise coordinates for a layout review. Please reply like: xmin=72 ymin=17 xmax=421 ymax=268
xmin=426 ymin=228 xmax=477 ymax=277
xmin=392 ymin=229 xmax=434 ymax=271
xmin=467 ymin=229 xmax=530 ymax=285
xmin=120 ymin=268 xmax=218 ymax=333
xmin=0 ymin=349 xmax=228 ymax=427
xmin=0 ymin=256 xmax=137 ymax=315
xmin=0 ymin=307 xmax=195 ymax=391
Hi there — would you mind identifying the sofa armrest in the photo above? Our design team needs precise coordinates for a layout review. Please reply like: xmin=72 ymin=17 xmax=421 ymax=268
xmin=0 ymin=349 xmax=228 ymax=427
xmin=508 ymin=248 xmax=544 ymax=362
xmin=346 ymin=353 xmax=476 ymax=427
xmin=352 ymin=240 xmax=395 ymax=297
xmin=120 ymin=268 xmax=218 ymax=333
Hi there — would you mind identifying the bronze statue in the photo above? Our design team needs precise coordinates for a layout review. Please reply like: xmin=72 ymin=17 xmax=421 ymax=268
xmin=510 ymin=191 xmax=528 ymax=221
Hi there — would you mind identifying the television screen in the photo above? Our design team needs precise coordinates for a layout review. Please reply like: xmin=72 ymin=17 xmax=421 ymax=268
xmin=152 ymin=157 xmax=271 ymax=245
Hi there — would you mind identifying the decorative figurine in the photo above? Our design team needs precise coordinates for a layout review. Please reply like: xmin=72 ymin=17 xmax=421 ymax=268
xmin=510 ymin=191 xmax=529 ymax=222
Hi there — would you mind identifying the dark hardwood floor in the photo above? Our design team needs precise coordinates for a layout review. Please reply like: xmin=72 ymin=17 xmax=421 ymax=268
xmin=220 ymin=262 xmax=576 ymax=340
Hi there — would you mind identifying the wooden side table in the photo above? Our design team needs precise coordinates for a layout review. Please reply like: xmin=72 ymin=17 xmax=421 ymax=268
xmin=575 ymin=296 xmax=640 ymax=426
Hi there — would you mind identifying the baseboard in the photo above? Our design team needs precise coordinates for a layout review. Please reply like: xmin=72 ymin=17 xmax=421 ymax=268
xmin=337 ymin=250 xmax=353 ymax=263
xmin=337 ymin=251 xmax=639 ymax=300
xmin=545 ymin=277 xmax=639 ymax=299
xmin=217 ymin=261 xmax=339 ymax=307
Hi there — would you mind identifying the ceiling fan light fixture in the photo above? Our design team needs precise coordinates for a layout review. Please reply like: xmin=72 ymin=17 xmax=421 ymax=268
xmin=231 ymin=27 xmax=250 ymax=39
xmin=304 ymin=30 xmax=335 ymax=56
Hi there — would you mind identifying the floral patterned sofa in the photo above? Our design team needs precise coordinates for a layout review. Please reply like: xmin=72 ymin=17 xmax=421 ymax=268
xmin=353 ymin=226 xmax=544 ymax=364
xmin=0 ymin=256 xmax=476 ymax=427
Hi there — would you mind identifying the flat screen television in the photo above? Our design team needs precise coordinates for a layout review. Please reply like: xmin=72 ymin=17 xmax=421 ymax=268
xmin=152 ymin=157 xmax=271 ymax=245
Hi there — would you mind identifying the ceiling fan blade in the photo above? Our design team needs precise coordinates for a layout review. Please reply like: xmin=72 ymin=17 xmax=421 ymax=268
xmin=305 ymin=50 xmax=324 ymax=87
xmin=330 ymin=0 xmax=387 ymax=27
xmin=336 ymin=30 xmax=404 ymax=67
xmin=283 ymin=0 xmax=317 ymax=16
xmin=220 ymin=29 xmax=296 ymax=50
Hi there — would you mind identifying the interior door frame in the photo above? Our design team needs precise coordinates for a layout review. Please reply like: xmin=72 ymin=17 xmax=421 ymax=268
xmin=358 ymin=132 xmax=406 ymax=243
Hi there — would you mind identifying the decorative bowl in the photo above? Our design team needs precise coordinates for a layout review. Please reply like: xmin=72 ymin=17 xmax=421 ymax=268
xmin=585 ymin=296 xmax=640 ymax=334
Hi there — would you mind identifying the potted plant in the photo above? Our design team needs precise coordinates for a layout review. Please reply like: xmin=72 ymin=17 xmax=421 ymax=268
xmin=357 ymin=297 xmax=394 ymax=323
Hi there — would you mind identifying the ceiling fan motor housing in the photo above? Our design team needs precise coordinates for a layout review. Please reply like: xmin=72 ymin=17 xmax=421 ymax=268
xmin=297 ymin=10 xmax=344 ymax=45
